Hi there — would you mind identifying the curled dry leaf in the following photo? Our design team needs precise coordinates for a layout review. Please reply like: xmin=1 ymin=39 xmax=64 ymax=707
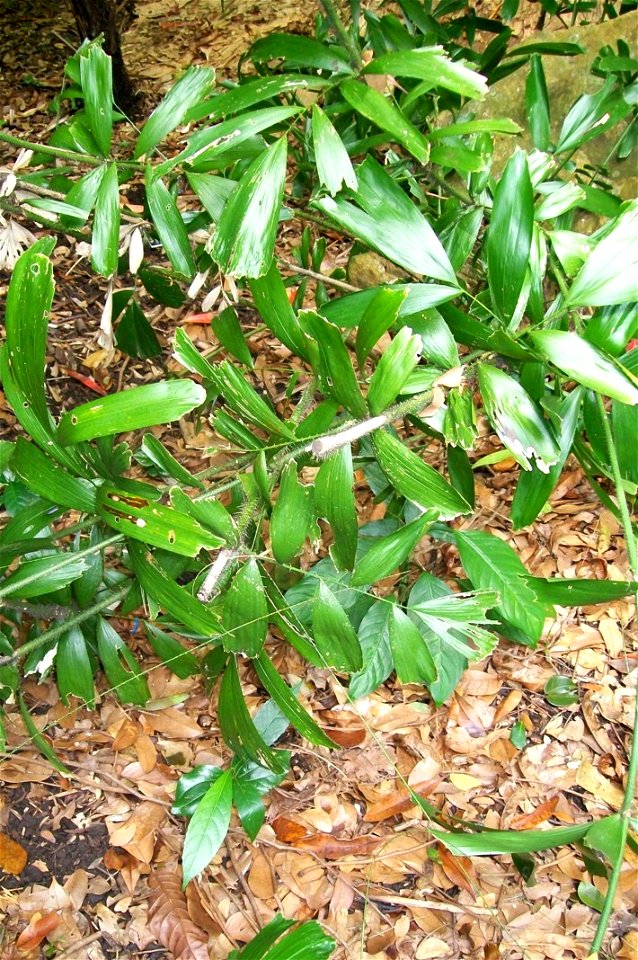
xmin=15 ymin=912 xmax=62 ymax=951
xmin=0 ymin=832 xmax=28 ymax=875
xmin=148 ymin=868 xmax=210 ymax=960
xmin=271 ymin=817 xmax=381 ymax=859
xmin=364 ymin=778 xmax=441 ymax=823
xmin=510 ymin=795 xmax=559 ymax=830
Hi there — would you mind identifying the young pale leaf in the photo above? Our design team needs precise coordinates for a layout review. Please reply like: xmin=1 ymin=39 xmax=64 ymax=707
xmin=253 ymin=651 xmax=337 ymax=748
xmin=314 ymin=156 xmax=457 ymax=285
xmin=367 ymin=326 xmax=422 ymax=415
xmin=373 ymin=429 xmax=470 ymax=519
xmin=182 ymin=768 xmax=232 ymax=886
xmin=535 ymin=182 xmax=585 ymax=221
xmin=58 ymin=380 xmax=206 ymax=444
xmin=13 ymin=439 xmax=97 ymax=514
xmin=315 ymin=446 xmax=358 ymax=571
xmin=57 ymin=625 xmax=94 ymax=707
xmin=219 ymin=657 xmax=288 ymax=772
xmin=96 ymin=485 xmax=223 ymax=557
xmin=249 ymin=263 xmax=309 ymax=359
xmin=431 ymin=821 xmax=592 ymax=856
xmin=97 ymin=618 xmax=150 ymax=705
xmin=351 ymin=512 xmax=434 ymax=587
xmin=222 ymin=559 xmax=268 ymax=656
xmin=312 ymin=582 xmax=363 ymax=672
xmin=271 ymin=463 xmax=313 ymax=564
xmin=355 ymin=287 xmax=408 ymax=369
xmin=456 ymin=529 xmax=549 ymax=645
xmin=311 ymin=105 xmax=357 ymax=195
xmin=529 ymin=331 xmax=638 ymax=405
xmin=212 ymin=137 xmax=287 ymax=279
xmin=340 ymin=80 xmax=429 ymax=165
xmin=478 ymin=364 xmax=560 ymax=472
xmin=389 ymin=606 xmax=437 ymax=685
xmin=525 ymin=54 xmax=550 ymax=151
xmin=300 ymin=311 xmax=366 ymax=417
xmin=207 ymin=360 xmax=295 ymax=438
xmin=145 ymin=173 xmax=195 ymax=278
xmin=92 ymin=162 xmax=120 ymax=277
xmin=0 ymin=555 xmax=89 ymax=600
xmin=134 ymin=66 xmax=216 ymax=159
xmin=363 ymin=48 xmax=487 ymax=99
xmin=79 ymin=44 xmax=113 ymax=156
xmin=486 ymin=150 xmax=534 ymax=323
xmin=564 ymin=201 xmax=638 ymax=308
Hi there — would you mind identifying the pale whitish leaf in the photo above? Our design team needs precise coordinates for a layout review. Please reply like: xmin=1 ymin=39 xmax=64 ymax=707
xmin=530 ymin=330 xmax=638 ymax=405
xmin=565 ymin=200 xmax=638 ymax=307
xmin=312 ymin=104 xmax=357 ymax=195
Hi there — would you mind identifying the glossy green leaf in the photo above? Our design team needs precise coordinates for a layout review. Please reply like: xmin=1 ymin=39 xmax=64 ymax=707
xmin=349 ymin=603 xmax=394 ymax=700
xmin=312 ymin=582 xmax=363 ymax=672
xmin=219 ymin=657 xmax=288 ymax=772
xmin=79 ymin=44 xmax=113 ymax=156
xmin=530 ymin=331 xmax=638 ymax=405
xmin=172 ymin=327 xmax=218 ymax=380
xmin=564 ymin=201 xmax=638 ymax=308
xmin=232 ymin=755 xmax=286 ymax=841
xmin=97 ymin=617 xmax=150 ymax=705
xmin=429 ymin=118 xmax=520 ymax=140
xmin=146 ymin=172 xmax=196 ymax=278
xmin=173 ymin=764 xmax=223 ymax=817
xmin=61 ymin=165 xmax=106 ymax=226
xmin=138 ymin=267 xmax=186 ymax=308
xmin=212 ymin=137 xmax=287 ymax=279
xmin=351 ymin=512 xmax=434 ymax=587
xmin=311 ymin=104 xmax=358 ymax=195
xmin=544 ymin=675 xmax=579 ymax=706
xmin=340 ymin=80 xmax=429 ymax=164
xmin=0 ymin=554 xmax=89 ymax=600
xmin=556 ymin=78 xmax=631 ymax=155
xmin=231 ymin=917 xmax=295 ymax=960
xmin=249 ymin=33 xmax=353 ymax=74
xmin=134 ymin=66 xmax=216 ymax=159
xmin=355 ymin=287 xmax=408 ymax=369
xmin=252 ymin=920 xmax=336 ymax=960
xmin=432 ymin=821 xmax=592 ymax=856
xmin=140 ymin=435 xmax=204 ymax=489
xmin=144 ymin=622 xmax=200 ymax=678
xmin=525 ymin=54 xmax=550 ymax=151
xmin=128 ymin=541 xmax=221 ymax=638
xmin=389 ymin=606 xmax=437 ymax=685
xmin=315 ymin=446 xmax=358 ymax=571
xmin=92 ymin=162 xmax=120 ymax=277
xmin=486 ymin=150 xmax=534 ymax=323
xmin=456 ymin=530 xmax=548 ymax=644
xmin=182 ymin=768 xmax=232 ymax=886
xmin=364 ymin=48 xmax=487 ymax=98
xmin=535 ymin=182 xmax=585 ymax=221
xmin=577 ymin=881 xmax=606 ymax=912
xmin=212 ymin=305 xmax=254 ymax=368
xmin=479 ymin=363 xmax=560 ymax=474
xmin=56 ymin=624 xmax=94 ymax=707
xmin=584 ymin=813 xmax=624 ymax=864
xmin=12 ymin=439 xmax=97 ymax=514
xmin=300 ymin=310 xmax=366 ymax=417
xmin=373 ymin=429 xmax=470 ymax=519
xmin=222 ymin=559 xmax=268 ymax=656
xmin=439 ymin=206 xmax=484 ymax=273
xmin=58 ymin=380 xmax=206 ymax=444
xmin=207 ymin=360 xmax=295 ymax=439
xmin=367 ymin=326 xmax=422 ymax=415
xmin=249 ymin=262 xmax=308 ymax=359
xmin=253 ymin=651 xmax=337 ymax=748
xmin=526 ymin=575 xmax=637 ymax=606
xmin=170 ymin=488 xmax=236 ymax=544
xmin=271 ymin=463 xmax=313 ymax=564
xmin=314 ymin=156 xmax=457 ymax=285
xmin=586 ymin=303 xmax=638 ymax=358
xmin=188 ymin=74 xmax=328 ymax=124
xmin=115 ymin=300 xmax=162 ymax=359
xmin=406 ymin=574 xmax=466 ymax=705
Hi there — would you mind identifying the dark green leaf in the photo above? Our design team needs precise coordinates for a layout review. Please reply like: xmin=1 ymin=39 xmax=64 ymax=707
xmin=486 ymin=150 xmax=533 ymax=324
xmin=115 ymin=300 xmax=162 ymax=359
xmin=173 ymin=764 xmax=223 ymax=817
xmin=138 ymin=267 xmax=186 ymax=307
xmin=253 ymin=651 xmax=337 ymax=748
xmin=144 ymin=622 xmax=200 ymax=678
xmin=218 ymin=657 xmax=288 ymax=772
xmin=12 ymin=439 xmax=97 ymax=514
xmin=92 ymin=162 xmax=120 ymax=277
xmin=544 ymin=675 xmax=579 ymax=707
xmin=182 ymin=768 xmax=232 ymax=885
xmin=271 ymin=463 xmax=313 ymax=565
xmin=349 ymin=602 xmax=394 ymax=700
xmin=351 ymin=512 xmax=434 ymax=587
xmin=300 ymin=310 xmax=366 ymax=417
xmin=140 ymin=434 xmax=205 ymax=489
xmin=525 ymin=55 xmax=550 ymax=151
xmin=222 ymin=559 xmax=268 ymax=656
xmin=0 ymin=554 xmax=89 ymax=600
xmin=312 ymin=582 xmax=363 ymax=672
xmin=389 ymin=605 xmax=437 ymax=685
xmin=97 ymin=617 xmax=149 ymax=705
xmin=340 ymin=80 xmax=429 ymax=164
xmin=249 ymin=262 xmax=309 ymax=359
xmin=213 ymin=306 xmax=254 ymax=368
xmin=57 ymin=624 xmax=94 ymax=707
xmin=146 ymin=173 xmax=196 ymax=278
xmin=249 ymin=33 xmax=353 ymax=73
xmin=79 ymin=44 xmax=113 ymax=156
xmin=355 ymin=287 xmax=408 ymax=369
xmin=207 ymin=360 xmax=295 ymax=439
xmin=315 ymin=446 xmax=358 ymax=571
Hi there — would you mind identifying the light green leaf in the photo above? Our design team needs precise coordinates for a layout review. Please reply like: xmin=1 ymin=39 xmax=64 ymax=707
xmin=355 ymin=287 xmax=408 ymax=369
xmin=212 ymin=137 xmax=287 ymax=279
xmin=146 ymin=172 xmax=196 ymax=278
xmin=79 ymin=44 xmax=113 ymax=156
xmin=182 ymin=768 xmax=232 ymax=886
xmin=525 ymin=54 xmax=550 ymax=151
xmin=134 ymin=66 xmax=216 ymax=159
xmin=363 ymin=47 xmax=487 ymax=99
xmin=367 ymin=326 xmax=422 ymax=415
xmin=187 ymin=73 xmax=330 ymax=124
xmin=315 ymin=446 xmax=358 ymax=571
xmin=349 ymin=603 xmax=394 ymax=699
xmin=486 ymin=150 xmax=534 ymax=324
xmin=340 ymin=80 xmax=429 ymax=164
xmin=351 ymin=512 xmax=434 ymax=587
xmin=564 ymin=201 xmax=638 ymax=307
xmin=58 ymin=380 xmax=206 ymax=444
xmin=249 ymin=33 xmax=354 ymax=74
xmin=92 ymin=162 xmax=120 ymax=277
xmin=207 ymin=360 xmax=295 ymax=439
xmin=12 ymin=438 xmax=97 ymax=514
xmin=222 ymin=559 xmax=268 ymax=656
xmin=530 ymin=331 xmax=638 ymax=405
xmin=312 ymin=582 xmax=363 ymax=672
xmin=300 ymin=310 xmax=366 ymax=417
xmin=0 ymin=554 xmax=89 ymax=600
xmin=312 ymin=104 xmax=357 ymax=195
xmin=389 ymin=606 xmax=437 ymax=685
xmin=432 ymin=821 xmax=592 ymax=856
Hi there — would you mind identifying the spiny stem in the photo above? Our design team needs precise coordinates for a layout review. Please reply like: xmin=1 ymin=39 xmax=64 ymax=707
xmin=590 ymin=395 xmax=638 ymax=956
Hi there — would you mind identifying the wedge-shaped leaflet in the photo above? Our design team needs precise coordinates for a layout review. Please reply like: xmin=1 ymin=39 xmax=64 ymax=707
xmin=530 ymin=331 xmax=638 ymax=405
xmin=456 ymin=530 xmax=549 ymax=645
xmin=315 ymin=446 xmax=358 ymax=571
xmin=61 ymin=164 xmax=106 ymax=227
xmin=340 ymin=80 xmax=430 ymax=164
xmin=432 ymin=821 xmax=593 ymax=857
xmin=188 ymin=73 xmax=329 ymax=124
xmin=134 ymin=66 xmax=216 ymax=159
xmin=249 ymin=33 xmax=354 ymax=74
xmin=145 ymin=173 xmax=195 ymax=278
xmin=312 ymin=104 xmax=357 ymax=195
xmin=373 ymin=429 xmax=470 ymax=518
xmin=300 ymin=311 xmax=366 ymax=417
xmin=97 ymin=617 xmax=150 ymax=705
xmin=253 ymin=652 xmax=337 ymax=748
xmin=222 ymin=559 xmax=268 ymax=656
xmin=79 ymin=44 xmax=113 ymax=157
xmin=92 ymin=162 xmax=120 ymax=278
xmin=58 ymin=380 xmax=206 ymax=445
xmin=57 ymin=624 xmax=94 ymax=707
xmin=312 ymin=582 xmax=363 ymax=672
xmin=355 ymin=287 xmax=408 ymax=369
xmin=144 ymin=622 xmax=200 ymax=679
xmin=172 ymin=328 xmax=218 ymax=380
xmin=128 ymin=541 xmax=221 ymax=637
xmin=314 ymin=157 xmax=458 ymax=284
xmin=486 ymin=150 xmax=533 ymax=324
xmin=219 ymin=657 xmax=289 ymax=772
xmin=0 ymin=555 xmax=89 ymax=601
xmin=367 ymin=326 xmax=422 ymax=415
xmin=212 ymin=136 xmax=287 ymax=279
xmin=556 ymin=78 xmax=631 ymax=155
xmin=207 ymin=360 xmax=295 ymax=438
xmin=564 ymin=201 xmax=638 ymax=308
xmin=351 ymin=512 xmax=434 ymax=587
xmin=478 ymin=364 xmax=560 ymax=472
xmin=13 ymin=439 xmax=97 ymax=514
xmin=97 ymin=485 xmax=223 ymax=557
xmin=140 ymin=434 xmax=205 ymax=489
xmin=271 ymin=463 xmax=313 ymax=565
xmin=182 ymin=768 xmax=232 ymax=886
xmin=249 ymin=262 xmax=309 ymax=359
xmin=389 ymin=606 xmax=437 ymax=685
xmin=349 ymin=603 xmax=394 ymax=700
xmin=363 ymin=47 xmax=487 ymax=98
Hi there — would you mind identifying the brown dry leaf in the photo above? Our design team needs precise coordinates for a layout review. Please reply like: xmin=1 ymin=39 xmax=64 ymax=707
xmin=272 ymin=816 xmax=311 ymax=843
xmin=107 ymin=800 xmax=167 ymax=863
xmin=294 ymin=832 xmax=382 ymax=860
xmin=0 ymin=832 xmax=28 ymax=875
xmin=148 ymin=869 xmax=210 ymax=960
xmin=510 ymin=796 xmax=559 ymax=830
xmin=143 ymin=707 xmax=205 ymax=739
xmin=576 ymin=760 xmax=624 ymax=810
xmin=435 ymin=843 xmax=476 ymax=896
xmin=248 ymin=851 xmax=276 ymax=899
xmin=364 ymin=779 xmax=440 ymax=823
xmin=15 ymin=912 xmax=62 ymax=951
xmin=0 ymin=756 xmax=54 ymax=783
xmin=321 ymin=725 xmax=366 ymax=747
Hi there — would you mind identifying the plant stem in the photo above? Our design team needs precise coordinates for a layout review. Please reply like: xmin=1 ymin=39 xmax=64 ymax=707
xmin=318 ymin=0 xmax=362 ymax=68
xmin=0 ymin=131 xmax=104 ymax=167
xmin=0 ymin=534 xmax=122 ymax=601
xmin=590 ymin=394 xmax=638 ymax=956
